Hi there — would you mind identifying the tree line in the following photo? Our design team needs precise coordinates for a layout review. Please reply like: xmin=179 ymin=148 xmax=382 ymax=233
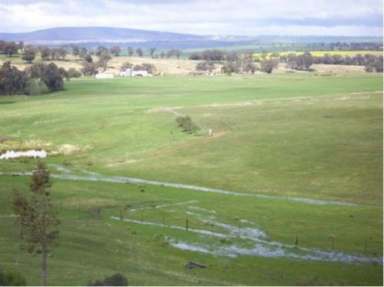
xmin=191 ymin=49 xmax=383 ymax=74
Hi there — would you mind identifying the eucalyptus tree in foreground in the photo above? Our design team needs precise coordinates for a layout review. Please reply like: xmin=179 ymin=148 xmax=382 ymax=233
xmin=13 ymin=162 xmax=60 ymax=286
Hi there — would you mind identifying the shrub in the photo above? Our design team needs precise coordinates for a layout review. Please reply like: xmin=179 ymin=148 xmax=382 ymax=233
xmin=22 ymin=46 xmax=36 ymax=63
xmin=176 ymin=116 xmax=199 ymax=134
xmin=84 ymin=54 xmax=93 ymax=63
xmin=120 ymin=62 xmax=133 ymax=71
xmin=196 ymin=61 xmax=215 ymax=73
xmin=0 ymin=267 xmax=27 ymax=286
xmin=25 ymin=62 xmax=64 ymax=91
xmin=25 ymin=62 xmax=45 ymax=78
xmin=88 ymin=273 xmax=128 ymax=286
xmin=25 ymin=79 xmax=49 ymax=95
xmin=133 ymin=63 xmax=156 ymax=74
xmin=40 ymin=63 xmax=64 ymax=91
xmin=287 ymin=52 xmax=313 ymax=71
xmin=141 ymin=63 xmax=156 ymax=74
xmin=221 ymin=62 xmax=239 ymax=75
xmin=260 ymin=59 xmax=278 ymax=74
xmin=67 ymin=68 xmax=82 ymax=78
xmin=81 ymin=62 xmax=97 ymax=76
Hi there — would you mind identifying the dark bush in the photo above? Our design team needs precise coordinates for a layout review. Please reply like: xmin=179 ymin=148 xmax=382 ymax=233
xmin=0 ymin=267 xmax=27 ymax=286
xmin=221 ymin=62 xmax=240 ymax=75
xmin=0 ymin=61 xmax=64 ymax=95
xmin=176 ymin=115 xmax=199 ymax=134
xmin=22 ymin=46 xmax=36 ymax=63
xmin=88 ymin=273 xmax=128 ymax=286
xmin=25 ymin=62 xmax=45 ymax=78
xmin=0 ymin=62 xmax=28 ymax=95
xmin=196 ymin=61 xmax=215 ymax=73
xmin=260 ymin=59 xmax=278 ymax=74
xmin=120 ymin=62 xmax=133 ymax=71
xmin=84 ymin=54 xmax=93 ymax=63
xmin=133 ymin=63 xmax=156 ymax=74
xmin=287 ymin=52 xmax=313 ymax=70
xmin=81 ymin=62 xmax=97 ymax=76
xmin=40 ymin=63 xmax=64 ymax=91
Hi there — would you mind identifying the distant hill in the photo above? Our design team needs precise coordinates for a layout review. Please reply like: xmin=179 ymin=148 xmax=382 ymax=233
xmin=0 ymin=27 xmax=206 ymax=44
xmin=0 ymin=27 xmax=381 ymax=50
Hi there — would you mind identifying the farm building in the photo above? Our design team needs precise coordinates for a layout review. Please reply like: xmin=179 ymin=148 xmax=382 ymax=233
xmin=95 ymin=73 xmax=114 ymax=79
xmin=119 ymin=68 xmax=152 ymax=77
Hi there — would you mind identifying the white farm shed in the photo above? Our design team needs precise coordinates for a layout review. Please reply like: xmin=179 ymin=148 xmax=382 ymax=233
xmin=95 ymin=73 xmax=114 ymax=79
xmin=119 ymin=68 xmax=152 ymax=77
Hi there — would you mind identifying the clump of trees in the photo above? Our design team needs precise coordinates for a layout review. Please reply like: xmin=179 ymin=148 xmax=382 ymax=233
xmin=221 ymin=61 xmax=239 ymax=75
xmin=364 ymin=56 xmax=383 ymax=72
xmin=136 ymin=48 xmax=143 ymax=57
xmin=303 ymin=42 xmax=382 ymax=52
xmin=0 ymin=61 xmax=65 ymax=95
xmin=166 ymin=49 xmax=181 ymax=59
xmin=133 ymin=63 xmax=156 ymax=74
xmin=120 ymin=62 xmax=133 ymax=71
xmin=97 ymin=51 xmax=112 ymax=71
xmin=196 ymin=61 xmax=216 ymax=73
xmin=312 ymin=53 xmax=383 ymax=72
xmin=280 ymin=52 xmax=383 ymax=72
xmin=176 ymin=115 xmax=200 ymax=134
xmin=81 ymin=61 xmax=97 ymax=76
xmin=26 ymin=62 xmax=64 ymax=91
xmin=22 ymin=46 xmax=36 ymax=63
xmin=88 ymin=273 xmax=128 ymax=286
xmin=286 ymin=52 xmax=313 ymax=71
xmin=0 ymin=62 xmax=28 ymax=95
xmin=189 ymin=49 xmax=226 ymax=61
xmin=80 ymin=54 xmax=98 ymax=76
xmin=0 ymin=40 xmax=23 ymax=56
xmin=89 ymin=47 xmax=113 ymax=71
xmin=149 ymin=47 xmax=156 ymax=58
xmin=127 ymin=47 xmax=134 ymax=57
xmin=110 ymin=46 xmax=121 ymax=57
xmin=12 ymin=162 xmax=60 ymax=286
xmin=39 ymin=47 xmax=67 ymax=61
xmin=192 ymin=50 xmax=258 ymax=75
xmin=260 ymin=59 xmax=278 ymax=74
xmin=66 ymin=68 xmax=82 ymax=78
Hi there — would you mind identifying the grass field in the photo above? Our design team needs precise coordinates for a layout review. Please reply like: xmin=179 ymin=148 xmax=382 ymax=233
xmin=0 ymin=73 xmax=382 ymax=285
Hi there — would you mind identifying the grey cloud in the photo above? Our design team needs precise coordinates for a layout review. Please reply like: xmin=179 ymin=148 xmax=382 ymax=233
xmin=0 ymin=0 xmax=382 ymax=36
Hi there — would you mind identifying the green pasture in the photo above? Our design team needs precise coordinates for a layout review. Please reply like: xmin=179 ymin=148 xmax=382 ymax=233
xmin=0 ymin=73 xmax=382 ymax=285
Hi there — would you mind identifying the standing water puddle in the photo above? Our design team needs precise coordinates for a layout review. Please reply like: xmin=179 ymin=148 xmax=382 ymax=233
xmin=0 ymin=164 xmax=379 ymax=264
xmin=0 ymin=150 xmax=47 ymax=159
xmin=112 ymin=209 xmax=382 ymax=264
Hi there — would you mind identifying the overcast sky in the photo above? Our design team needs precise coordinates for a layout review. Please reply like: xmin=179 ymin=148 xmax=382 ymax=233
xmin=0 ymin=0 xmax=382 ymax=36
